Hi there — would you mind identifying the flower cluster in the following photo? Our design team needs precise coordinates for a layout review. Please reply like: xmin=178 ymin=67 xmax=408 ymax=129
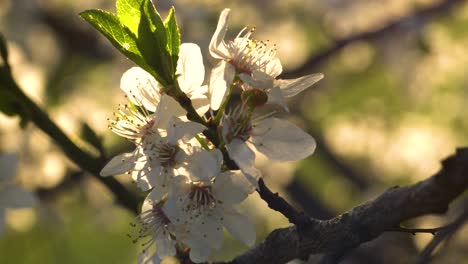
xmin=101 ymin=8 xmax=322 ymax=263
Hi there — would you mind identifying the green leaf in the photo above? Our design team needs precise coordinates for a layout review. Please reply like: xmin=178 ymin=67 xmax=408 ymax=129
xmin=137 ymin=0 xmax=172 ymax=85
xmin=116 ymin=0 xmax=143 ymax=35
xmin=79 ymin=9 xmax=158 ymax=79
xmin=164 ymin=7 xmax=180 ymax=73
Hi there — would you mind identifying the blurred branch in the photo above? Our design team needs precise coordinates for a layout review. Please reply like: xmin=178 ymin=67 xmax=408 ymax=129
xmin=283 ymin=0 xmax=466 ymax=78
xmin=286 ymin=177 xmax=336 ymax=220
xmin=0 ymin=53 xmax=138 ymax=213
xmin=417 ymin=203 xmax=468 ymax=264
xmin=227 ymin=148 xmax=468 ymax=264
xmin=38 ymin=6 xmax=113 ymax=60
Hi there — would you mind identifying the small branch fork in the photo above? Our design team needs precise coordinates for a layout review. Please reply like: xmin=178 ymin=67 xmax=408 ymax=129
xmin=228 ymin=148 xmax=468 ymax=264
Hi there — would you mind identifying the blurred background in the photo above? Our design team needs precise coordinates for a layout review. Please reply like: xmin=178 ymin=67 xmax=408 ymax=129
xmin=0 ymin=0 xmax=467 ymax=263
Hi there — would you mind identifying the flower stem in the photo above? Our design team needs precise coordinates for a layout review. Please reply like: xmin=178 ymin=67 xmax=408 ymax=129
xmin=195 ymin=135 xmax=210 ymax=150
xmin=214 ymin=81 xmax=236 ymax=125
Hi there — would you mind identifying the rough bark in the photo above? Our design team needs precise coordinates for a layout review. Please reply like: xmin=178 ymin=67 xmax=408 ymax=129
xmin=230 ymin=148 xmax=468 ymax=264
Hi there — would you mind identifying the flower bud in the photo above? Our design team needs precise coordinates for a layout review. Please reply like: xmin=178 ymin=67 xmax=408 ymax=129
xmin=241 ymin=89 xmax=268 ymax=108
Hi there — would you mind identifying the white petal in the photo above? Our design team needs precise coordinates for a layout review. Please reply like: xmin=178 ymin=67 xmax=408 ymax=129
xmin=142 ymin=188 xmax=168 ymax=212
xmin=251 ymin=118 xmax=316 ymax=161
xmin=155 ymin=95 xmax=186 ymax=127
xmin=100 ymin=152 xmax=136 ymax=176
xmin=223 ymin=206 xmax=256 ymax=246
xmin=190 ymin=215 xmax=224 ymax=250
xmin=277 ymin=73 xmax=324 ymax=98
xmin=121 ymin=67 xmax=161 ymax=111
xmin=177 ymin=43 xmax=205 ymax=94
xmin=209 ymin=61 xmax=235 ymax=110
xmin=265 ymin=57 xmax=282 ymax=78
xmin=239 ymin=71 xmax=273 ymax=90
xmin=138 ymin=251 xmax=161 ymax=264
xmin=0 ymin=153 xmax=17 ymax=181
xmin=186 ymin=239 xmax=212 ymax=263
xmin=0 ymin=186 xmax=37 ymax=208
xmin=155 ymin=234 xmax=176 ymax=258
xmin=183 ymin=149 xmax=222 ymax=182
xmin=131 ymin=161 xmax=161 ymax=191
xmin=226 ymin=139 xmax=260 ymax=190
xmin=190 ymin=85 xmax=210 ymax=116
xmin=209 ymin=8 xmax=232 ymax=60
xmin=213 ymin=171 xmax=251 ymax=204
xmin=266 ymin=85 xmax=288 ymax=111
xmin=166 ymin=117 xmax=205 ymax=144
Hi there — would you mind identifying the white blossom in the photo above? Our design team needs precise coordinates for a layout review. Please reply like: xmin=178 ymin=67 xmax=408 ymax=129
xmin=101 ymin=109 xmax=205 ymax=197
xmin=131 ymin=192 xmax=177 ymax=264
xmin=208 ymin=8 xmax=323 ymax=110
xmin=121 ymin=43 xmax=209 ymax=117
xmin=164 ymin=149 xmax=255 ymax=263
xmin=222 ymin=105 xmax=316 ymax=187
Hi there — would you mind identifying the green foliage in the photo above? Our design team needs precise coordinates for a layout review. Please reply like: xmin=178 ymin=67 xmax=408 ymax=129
xmin=79 ymin=10 xmax=158 ymax=78
xmin=164 ymin=7 xmax=181 ymax=75
xmin=116 ymin=0 xmax=144 ymax=35
xmin=80 ymin=1 xmax=181 ymax=88
xmin=136 ymin=0 xmax=172 ymax=86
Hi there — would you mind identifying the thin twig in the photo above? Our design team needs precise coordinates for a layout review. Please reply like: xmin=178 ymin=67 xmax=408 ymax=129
xmin=387 ymin=226 xmax=445 ymax=235
xmin=282 ymin=0 xmax=466 ymax=78
xmin=417 ymin=204 xmax=468 ymax=264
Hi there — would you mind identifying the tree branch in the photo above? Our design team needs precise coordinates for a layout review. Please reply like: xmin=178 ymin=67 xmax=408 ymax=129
xmin=282 ymin=0 xmax=466 ymax=78
xmin=229 ymin=148 xmax=468 ymax=264
xmin=0 ymin=61 xmax=139 ymax=213
xmin=417 ymin=203 xmax=468 ymax=263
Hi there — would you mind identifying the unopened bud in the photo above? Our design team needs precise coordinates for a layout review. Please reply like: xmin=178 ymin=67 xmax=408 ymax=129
xmin=241 ymin=89 xmax=268 ymax=108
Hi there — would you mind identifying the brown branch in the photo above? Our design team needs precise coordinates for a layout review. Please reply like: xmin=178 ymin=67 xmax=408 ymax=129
xmin=228 ymin=147 xmax=468 ymax=264
xmin=282 ymin=0 xmax=466 ymax=78
xmin=257 ymin=178 xmax=315 ymax=227
xmin=417 ymin=203 xmax=468 ymax=263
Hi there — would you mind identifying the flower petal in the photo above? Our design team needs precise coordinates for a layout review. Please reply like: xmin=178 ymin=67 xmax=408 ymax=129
xmin=266 ymin=85 xmax=288 ymax=111
xmin=222 ymin=206 xmax=256 ymax=246
xmin=190 ymin=85 xmax=210 ymax=116
xmin=155 ymin=233 xmax=176 ymax=258
xmin=239 ymin=71 xmax=274 ymax=90
xmin=120 ymin=67 xmax=161 ymax=111
xmin=177 ymin=43 xmax=205 ymax=93
xmin=181 ymin=149 xmax=222 ymax=183
xmin=138 ymin=250 xmax=161 ymax=264
xmin=190 ymin=215 xmax=224 ymax=250
xmin=209 ymin=8 xmax=232 ymax=60
xmin=277 ymin=73 xmax=324 ymax=98
xmin=251 ymin=118 xmax=316 ymax=161
xmin=226 ymin=139 xmax=260 ymax=190
xmin=165 ymin=117 xmax=205 ymax=144
xmin=100 ymin=152 xmax=137 ymax=176
xmin=265 ymin=57 xmax=282 ymax=78
xmin=155 ymin=95 xmax=186 ymax=127
xmin=209 ymin=61 xmax=235 ymax=110
xmin=186 ymin=238 xmax=212 ymax=263
xmin=213 ymin=171 xmax=251 ymax=204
